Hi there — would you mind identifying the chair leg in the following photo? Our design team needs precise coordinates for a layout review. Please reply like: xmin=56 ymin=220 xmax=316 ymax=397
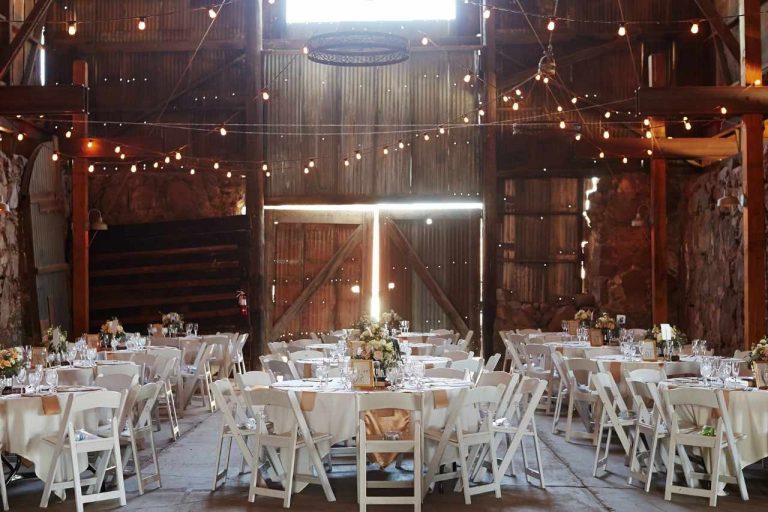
xmin=283 ymin=438 xmax=298 ymax=509
xmin=131 ymin=434 xmax=144 ymax=495
xmin=148 ymin=430 xmax=161 ymax=489
xmin=532 ymin=430 xmax=546 ymax=489
xmin=0 ymin=448 xmax=7 ymax=512
xmin=645 ymin=435 xmax=659 ymax=493
xmin=565 ymin=393 xmax=576 ymax=443
xmin=69 ymin=442 xmax=85 ymax=512
xmin=708 ymin=442 xmax=722 ymax=507
xmin=414 ymin=436 xmax=422 ymax=512
xmin=663 ymin=438 xmax=676 ymax=501
xmin=357 ymin=435 xmax=366 ymax=512
xmin=458 ymin=443 xmax=473 ymax=505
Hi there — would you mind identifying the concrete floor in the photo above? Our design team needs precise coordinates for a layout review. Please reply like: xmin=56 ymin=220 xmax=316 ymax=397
xmin=6 ymin=401 xmax=768 ymax=511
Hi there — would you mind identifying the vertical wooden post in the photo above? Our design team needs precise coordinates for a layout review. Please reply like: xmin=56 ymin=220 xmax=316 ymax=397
xmin=739 ymin=0 xmax=765 ymax=349
xmin=648 ymin=52 xmax=668 ymax=325
xmin=71 ymin=60 xmax=89 ymax=335
xmin=245 ymin=0 xmax=266 ymax=364
xmin=481 ymin=4 xmax=498 ymax=359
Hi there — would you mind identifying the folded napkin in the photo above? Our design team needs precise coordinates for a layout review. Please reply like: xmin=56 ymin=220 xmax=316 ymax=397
xmin=432 ymin=389 xmax=449 ymax=409
xmin=41 ymin=395 xmax=61 ymax=415
xmin=299 ymin=391 xmax=316 ymax=411
xmin=303 ymin=364 xmax=313 ymax=379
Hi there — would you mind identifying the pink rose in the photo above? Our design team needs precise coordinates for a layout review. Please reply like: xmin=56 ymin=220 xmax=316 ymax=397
xmin=373 ymin=351 xmax=383 ymax=360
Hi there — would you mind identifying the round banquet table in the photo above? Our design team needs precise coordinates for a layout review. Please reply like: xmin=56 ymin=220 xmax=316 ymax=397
xmin=396 ymin=333 xmax=432 ymax=343
xmin=591 ymin=354 xmax=700 ymax=382
xmin=405 ymin=343 xmax=433 ymax=355
xmin=266 ymin=376 xmax=476 ymax=490
xmin=306 ymin=343 xmax=339 ymax=353
xmin=54 ymin=360 xmax=138 ymax=386
xmin=0 ymin=388 xmax=103 ymax=481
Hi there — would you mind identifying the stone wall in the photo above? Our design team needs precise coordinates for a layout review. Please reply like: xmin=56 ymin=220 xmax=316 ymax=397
xmin=89 ymin=172 xmax=245 ymax=225
xmin=0 ymin=152 xmax=26 ymax=344
xmin=585 ymin=173 xmax=653 ymax=328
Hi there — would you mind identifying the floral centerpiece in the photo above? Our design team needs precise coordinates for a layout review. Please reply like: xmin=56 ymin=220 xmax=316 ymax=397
xmin=574 ymin=309 xmax=592 ymax=324
xmin=354 ymin=323 xmax=401 ymax=372
xmin=100 ymin=317 xmax=126 ymax=343
xmin=161 ymin=312 xmax=184 ymax=334
xmin=352 ymin=313 xmax=374 ymax=331
xmin=594 ymin=313 xmax=617 ymax=330
xmin=646 ymin=325 xmax=687 ymax=347
xmin=748 ymin=337 xmax=768 ymax=365
xmin=0 ymin=347 xmax=23 ymax=378
xmin=379 ymin=309 xmax=403 ymax=328
xmin=43 ymin=326 xmax=68 ymax=355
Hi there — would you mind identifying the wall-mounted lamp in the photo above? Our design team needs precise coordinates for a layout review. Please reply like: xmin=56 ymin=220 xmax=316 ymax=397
xmin=716 ymin=189 xmax=742 ymax=213
xmin=88 ymin=209 xmax=108 ymax=245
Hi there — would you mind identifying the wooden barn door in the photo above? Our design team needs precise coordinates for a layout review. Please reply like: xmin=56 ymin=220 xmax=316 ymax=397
xmin=24 ymin=142 xmax=72 ymax=333
xmin=266 ymin=210 xmax=371 ymax=340
xmin=380 ymin=210 xmax=480 ymax=344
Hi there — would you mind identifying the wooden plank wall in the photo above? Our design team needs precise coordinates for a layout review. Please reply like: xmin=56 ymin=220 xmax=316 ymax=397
xmin=88 ymin=216 xmax=249 ymax=334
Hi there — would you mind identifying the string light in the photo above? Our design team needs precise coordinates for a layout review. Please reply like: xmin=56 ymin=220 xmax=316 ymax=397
xmin=571 ymin=97 xmax=578 ymax=104
xmin=483 ymin=8 xmax=491 ymax=19
xmin=690 ymin=21 xmax=699 ymax=34
xmin=463 ymin=116 xmax=470 ymax=123
xmin=164 ymin=156 xmax=171 ymax=164
xmin=308 ymin=158 xmax=315 ymax=168
xmin=303 ymin=167 xmax=309 ymax=174
xmin=512 ymin=102 xmax=519 ymax=111
xmin=153 ymin=162 xmax=159 ymax=168
xmin=684 ymin=120 xmax=692 ymax=130
xmin=302 ymin=46 xmax=309 ymax=55
xmin=421 ymin=36 xmax=429 ymax=46
xmin=559 ymin=120 xmax=566 ymax=129
xmin=208 ymin=7 xmax=217 ymax=19
xmin=175 ymin=151 xmax=182 ymax=160
xmin=265 ymin=171 xmax=271 ymax=177
xmin=645 ymin=130 xmax=652 ymax=139
xmin=556 ymin=105 xmax=563 ymax=112
xmin=190 ymin=168 xmax=196 ymax=175
xmin=398 ymin=140 xmax=405 ymax=149
xmin=602 ymin=129 xmax=610 ymax=139
xmin=423 ymin=133 xmax=430 ymax=141
xmin=382 ymin=146 xmax=389 ymax=155
xmin=88 ymin=164 xmax=94 ymax=173
xmin=547 ymin=18 xmax=555 ymax=31
xmin=64 ymin=129 xmax=72 ymax=138
xmin=262 ymin=163 xmax=268 ymax=171
xmin=213 ymin=162 xmax=220 ymax=169
xmin=515 ymin=89 xmax=522 ymax=96
xmin=137 ymin=17 xmax=147 ymax=31
xmin=720 ymin=106 xmax=727 ymax=115
xmin=219 ymin=126 xmax=227 ymax=136
xmin=542 ymin=76 xmax=549 ymax=84
xmin=604 ymin=111 xmax=611 ymax=119
xmin=502 ymin=95 xmax=509 ymax=102
xmin=646 ymin=149 xmax=653 ymax=156
xmin=478 ymin=108 xmax=485 ymax=117
xmin=67 ymin=21 xmax=77 ymax=36
xmin=355 ymin=150 xmax=362 ymax=160
xmin=261 ymin=89 xmax=270 ymax=100
xmin=131 ymin=164 xmax=137 ymax=173
xmin=535 ymin=74 xmax=541 ymax=81
xmin=438 ymin=125 xmax=445 ymax=134
xmin=51 ymin=152 xmax=59 ymax=161
xmin=16 ymin=133 xmax=24 ymax=141
xmin=574 ymin=133 xmax=581 ymax=141
xmin=622 ymin=157 xmax=628 ymax=164
xmin=226 ymin=171 xmax=232 ymax=178
xmin=86 ymin=139 xmax=93 ymax=148
xmin=120 ymin=153 xmax=126 ymax=160
xmin=344 ymin=157 xmax=350 ymax=167
xmin=463 ymin=73 xmax=472 ymax=83
xmin=599 ymin=151 xmax=605 ymax=158
xmin=617 ymin=23 xmax=627 ymax=36
xmin=114 ymin=145 xmax=121 ymax=153
xmin=643 ymin=118 xmax=650 ymax=126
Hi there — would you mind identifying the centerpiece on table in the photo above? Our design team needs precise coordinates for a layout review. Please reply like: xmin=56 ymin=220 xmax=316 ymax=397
xmin=161 ymin=312 xmax=184 ymax=336
xmin=100 ymin=317 xmax=127 ymax=348
xmin=354 ymin=323 xmax=401 ymax=382
xmin=574 ymin=309 xmax=593 ymax=327
xmin=748 ymin=337 xmax=768 ymax=387
xmin=379 ymin=309 xmax=403 ymax=330
xmin=43 ymin=326 xmax=68 ymax=364
xmin=593 ymin=313 xmax=617 ymax=345
xmin=646 ymin=324 xmax=687 ymax=359
xmin=0 ymin=346 xmax=23 ymax=380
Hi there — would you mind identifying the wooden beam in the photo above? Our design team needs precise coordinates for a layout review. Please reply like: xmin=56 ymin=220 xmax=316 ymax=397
xmin=482 ymin=3 xmax=498 ymax=359
xmin=740 ymin=0 xmax=765 ymax=349
xmin=649 ymin=53 xmax=668 ymax=325
xmin=0 ymin=0 xmax=54 ymax=81
xmin=574 ymin=136 xmax=740 ymax=159
xmin=71 ymin=62 xmax=89 ymax=335
xmin=499 ymin=38 xmax=630 ymax=91
xmin=90 ymin=260 xmax=240 ymax=278
xmin=386 ymin=222 xmax=470 ymax=336
xmin=637 ymin=86 xmax=768 ymax=115
xmin=47 ymin=38 xmax=245 ymax=54
xmin=265 ymin=194 xmax=482 ymax=206
xmin=269 ymin=224 xmax=365 ymax=339
xmin=694 ymin=0 xmax=740 ymax=59
xmin=0 ymin=85 xmax=87 ymax=115
xmin=58 ymin=136 xmax=168 ymax=158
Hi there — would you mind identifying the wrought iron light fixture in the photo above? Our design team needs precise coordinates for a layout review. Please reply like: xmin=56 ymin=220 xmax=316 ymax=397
xmin=305 ymin=31 xmax=409 ymax=67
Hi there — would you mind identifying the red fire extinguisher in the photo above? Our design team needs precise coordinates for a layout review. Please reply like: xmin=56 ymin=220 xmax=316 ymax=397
xmin=236 ymin=290 xmax=248 ymax=317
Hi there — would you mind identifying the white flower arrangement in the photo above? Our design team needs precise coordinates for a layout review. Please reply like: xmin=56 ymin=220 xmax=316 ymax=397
xmin=356 ymin=323 xmax=399 ymax=368
xmin=43 ymin=326 xmax=68 ymax=354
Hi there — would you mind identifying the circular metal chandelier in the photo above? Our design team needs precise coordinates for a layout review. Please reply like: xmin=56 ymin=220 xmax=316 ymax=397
xmin=305 ymin=31 xmax=410 ymax=67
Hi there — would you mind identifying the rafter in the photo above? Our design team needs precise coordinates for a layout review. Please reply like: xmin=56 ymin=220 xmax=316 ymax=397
xmin=694 ymin=0 xmax=740 ymax=59
xmin=0 ymin=0 xmax=54 ymax=81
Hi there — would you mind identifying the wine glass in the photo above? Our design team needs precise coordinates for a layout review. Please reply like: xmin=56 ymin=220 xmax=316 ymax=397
xmin=45 ymin=369 xmax=58 ymax=392
xmin=316 ymin=363 xmax=329 ymax=388
xmin=700 ymin=357 xmax=713 ymax=385
xmin=561 ymin=320 xmax=568 ymax=334
xmin=147 ymin=324 xmax=154 ymax=337
xmin=86 ymin=347 xmax=97 ymax=366
xmin=15 ymin=366 xmax=27 ymax=390
xmin=730 ymin=359 xmax=741 ymax=383
xmin=66 ymin=347 xmax=77 ymax=366
xmin=28 ymin=369 xmax=41 ymax=393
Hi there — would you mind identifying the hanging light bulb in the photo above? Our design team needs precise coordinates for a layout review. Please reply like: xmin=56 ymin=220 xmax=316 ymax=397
xmin=599 ymin=151 xmax=605 ymax=159
xmin=131 ymin=164 xmax=137 ymax=173
xmin=67 ymin=21 xmax=77 ymax=36
xmin=175 ymin=151 xmax=182 ymax=160
xmin=720 ymin=106 xmax=727 ymax=115
xmin=478 ymin=108 xmax=485 ymax=117
xmin=421 ymin=36 xmax=429 ymax=46
xmin=463 ymin=115 xmax=470 ymax=123
xmin=512 ymin=102 xmax=519 ymax=111
xmin=16 ymin=133 xmax=23 ymax=141
xmin=219 ymin=126 xmax=227 ymax=136
xmin=557 ymin=105 xmax=563 ymax=112
xmin=547 ymin=18 xmax=555 ymax=31
xmin=302 ymin=46 xmax=309 ymax=55
xmin=617 ymin=23 xmax=627 ymax=36
xmin=137 ymin=17 xmax=147 ymax=31
xmin=574 ymin=133 xmax=582 ymax=141
xmin=602 ymin=129 xmax=610 ymax=139
xmin=483 ymin=8 xmax=491 ymax=19
xmin=515 ymin=88 xmax=522 ymax=96
xmin=684 ymin=120 xmax=692 ymax=130
xmin=645 ymin=130 xmax=652 ymax=139
xmin=190 ymin=168 xmax=196 ymax=175
xmin=646 ymin=149 xmax=653 ymax=156
xmin=463 ymin=73 xmax=472 ymax=83
xmin=502 ymin=95 xmax=509 ymax=102
xmin=643 ymin=118 xmax=650 ymax=126
xmin=303 ymin=167 xmax=309 ymax=174
xmin=120 ymin=153 xmax=126 ymax=160
xmin=604 ymin=111 xmax=611 ymax=119
xmin=438 ymin=125 xmax=445 ymax=134
xmin=262 ymin=163 xmax=268 ymax=171
xmin=51 ymin=152 xmax=59 ymax=162
xmin=153 ymin=162 xmax=159 ymax=168
xmin=65 ymin=129 xmax=72 ymax=138
xmin=164 ymin=156 xmax=171 ymax=164
xmin=261 ymin=89 xmax=270 ymax=100
xmin=542 ymin=76 xmax=550 ymax=84
xmin=383 ymin=146 xmax=389 ymax=155
xmin=423 ymin=133 xmax=430 ymax=141
xmin=88 ymin=164 xmax=95 ymax=173
xmin=690 ymin=21 xmax=699 ymax=34
xmin=571 ymin=97 xmax=578 ymax=104
xmin=398 ymin=140 xmax=405 ymax=149
xmin=213 ymin=162 xmax=220 ymax=169
xmin=308 ymin=158 xmax=315 ymax=168
xmin=265 ymin=171 xmax=271 ymax=177
xmin=226 ymin=171 xmax=232 ymax=178
xmin=622 ymin=157 xmax=628 ymax=164
xmin=114 ymin=145 xmax=121 ymax=153
xmin=208 ymin=7 xmax=217 ymax=19
xmin=355 ymin=150 xmax=362 ymax=160
xmin=559 ymin=120 xmax=566 ymax=129
xmin=86 ymin=139 xmax=94 ymax=148
xmin=343 ymin=157 xmax=350 ymax=167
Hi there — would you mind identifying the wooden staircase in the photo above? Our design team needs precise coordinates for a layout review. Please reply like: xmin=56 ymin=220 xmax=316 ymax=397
xmin=88 ymin=216 xmax=250 ymax=335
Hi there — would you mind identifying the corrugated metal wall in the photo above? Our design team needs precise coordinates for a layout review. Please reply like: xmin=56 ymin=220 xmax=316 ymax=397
xmin=501 ymin=178 xmax=581 ymax=303
xmin=263 ymin=50 xmax=480 ymax=197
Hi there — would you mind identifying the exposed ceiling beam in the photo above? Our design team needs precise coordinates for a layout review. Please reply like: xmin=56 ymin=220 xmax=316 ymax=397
xmin=47 ymin=38 xmax=246 ymax=54
xmin=0 ymin=0 xmax=54 ymax=80
xmin=693 ymin=0 xmax=741 ymax=59
xmin=58 ymin=136 xmax=168 ymax=158
xmin=0 ymin=85 xmax=87 ymax=115
xmin=575 ymin=136 xmax=740 ymax=159
xmin=637 ymin=86 xmax=768 ymax=115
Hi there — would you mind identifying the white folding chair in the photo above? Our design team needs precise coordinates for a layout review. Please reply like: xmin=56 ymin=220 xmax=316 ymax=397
xmin=484 ymin=353 xmax=501 ymax=372
xmin=95 ymin=373 xmax=139 ymax=392
xmin=260 ymin=355 xmax=300 ymax=382
xmin=40 ymin=390 xmax=127 ymax=512
xmin=625 ymin=376 xmax=669 ymax=492
xmin=493 ymin=376 xmax=548 ymax=488
xmin=424 ymin=386 xmax=502 ymax=504
xmin=550 ymin=351 xmax=569 ymax=434
xmin=523 ymin=344 xmax=557 ymax=413
xmin=590 ymin=372 xmax=636 ymax=477
xmin=236 ymin=370 xmax=272 ymax=390
xmin=155 ymin=355 xmax=180 ymax=440
xmin=661 ymin=385 xmax=748 ymax=507
xmin=121 ymin=382 xmax=162 ymax=495
xmin=230 ymin=333 xmax=249 ymax=376
xmin=425 ymin=336 xmax=451 ymax=357
xmin=448 ymin=358 xmax=483 ymax=381
xmin=424 ymin=367 xmax=467 ymax=380
xmin=0 ymin=442 xmax=7 ymax=511
xmin=501 ymin=333 xmax=527 ymax=372
xmin=95 ymin=363 xmax=139 ymax=379
xmin=268 ymin=341 xmax=288 ymax=355
xmin=516 ymin=329 xmax=541 ymax=336
xmin=180 ymin=344 xmax=216 ymax=413
xmin=321 ymin=333 xmax=341 ymax=343
xmin=202 ymin=335 xmax=231 ymax=380
xmin=287 ymin=350 xmax=324 ymax=361
xmin=356 ymin=393 xmax=422 ymax=512
xmin=563 ymin=358 xmax=601 ymax=444
xmin=245 ymin=387 xmax=336 ymax=507
xmin=443 ymin=350 xmax=472 ymax=361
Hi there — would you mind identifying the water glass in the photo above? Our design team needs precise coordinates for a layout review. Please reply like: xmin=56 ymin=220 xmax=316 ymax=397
xmin=28 ymin=369 xmax=41 ymax=393
xmin=316 ymin=363 xmax=329 ymax=388
xmin=15 ymin=367 xmax=27 ymax=390
xmin=45 ymin=369 xmax=58 ymax=392
xmin=731 ymin=359 xmax=741 ymax=382
xmin=700 ymin=357 xmax=713 ymax=384
xmin=561 ymin=320 xmax=568 ymax=334
xmin=86 ymin=347 xmax=97 ymax=366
